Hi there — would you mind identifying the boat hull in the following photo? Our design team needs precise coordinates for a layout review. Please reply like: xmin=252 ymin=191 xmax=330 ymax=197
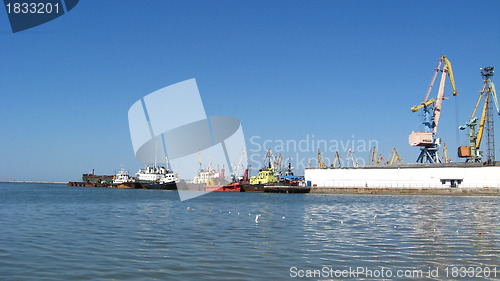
xmin=68 ymin=181 xmax=177 ymax=190
xmin=263 ymin=186 xmax=311 ymax=193
xmin=240 ymin=184 xmax=265 ymax=192
xmin=143 ymin=182 xmax=177 ymax=190
xmin=216 ymin=182 xmax=242 ymax=192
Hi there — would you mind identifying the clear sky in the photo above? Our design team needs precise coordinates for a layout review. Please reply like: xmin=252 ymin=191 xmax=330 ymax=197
xmin=1 ymin=0 xmax=499 ymax=181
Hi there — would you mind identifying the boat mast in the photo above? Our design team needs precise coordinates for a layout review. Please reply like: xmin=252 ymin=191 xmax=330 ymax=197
xmin=165 ymin=156 xmax=171 ymax=171
xmin=198 ymin=150 xmax=202 ymax=171
xmin=154 ymin=138 xmax=157 ymax=167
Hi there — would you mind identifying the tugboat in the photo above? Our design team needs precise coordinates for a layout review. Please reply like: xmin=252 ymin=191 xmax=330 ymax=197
xmin=241 ymin=168 xmax=278 ymax=192
xmin=240 ymin=152 xmax=309 ymax=192
xmin=136 ymin=163 xmax=179 ymax=190
xmin=111 ymin=168 xmax=142 ymax=189
xmin=113 ymin=168 xmax=134 ymax=184
xmin=276 ymin=161 xmax=301 ymax=185
xmin=219 ymin=167 xmax=249 ymax=192
xmin=241 ymin=149 xmax=279 ymax=192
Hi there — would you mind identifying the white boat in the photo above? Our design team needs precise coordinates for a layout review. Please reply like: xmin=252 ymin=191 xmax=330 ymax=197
xmin=113 ymin=168 xmax=134 ymax=184
xmin=136 ymin=165 xmax=179 ymax=184
xmin=192 ymin=168 xmax=218 ymax=185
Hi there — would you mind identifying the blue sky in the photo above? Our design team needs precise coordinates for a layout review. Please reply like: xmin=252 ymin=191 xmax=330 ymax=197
xmin=1 ymin=0 xmax=499 ymax=181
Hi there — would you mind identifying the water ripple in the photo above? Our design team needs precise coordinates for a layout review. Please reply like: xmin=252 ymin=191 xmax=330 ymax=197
xmin=1 ymin=184 xmax=499 ymax=280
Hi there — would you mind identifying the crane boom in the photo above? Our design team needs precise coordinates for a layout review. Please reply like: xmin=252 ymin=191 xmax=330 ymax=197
xmin=411 ymin=98 xmax=436 ymax=112
xmin=433 ymin=67 xmax=447 ymax=134
xmin=333 ymin=151 xmax=341 ymax=168
xmin=442 ymin=55 xmax=458 ymax=96
xmin=489 ymin=76 xmax=499 ymax=113
xmin=414 ymin=55 xmax=457 ymax=111
xmin=422 ymin=60 xmax=442 ymax=102
xmin=433 ymin=55 xmax=458 ymax=134
xmin=476 ymin=94 xmax=489 ymax=149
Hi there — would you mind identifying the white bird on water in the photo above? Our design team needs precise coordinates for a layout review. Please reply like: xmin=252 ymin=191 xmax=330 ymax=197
xmin=255 ymin=215 xmax=261 ymax=223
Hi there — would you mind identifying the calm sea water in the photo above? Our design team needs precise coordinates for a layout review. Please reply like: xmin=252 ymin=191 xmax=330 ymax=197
xmin=0 ymin=183 xmax=499 ymax=280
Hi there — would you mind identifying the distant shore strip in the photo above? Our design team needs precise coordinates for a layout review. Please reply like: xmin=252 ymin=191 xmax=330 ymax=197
xmin=0 ymin=181 xmax=68 ymax=184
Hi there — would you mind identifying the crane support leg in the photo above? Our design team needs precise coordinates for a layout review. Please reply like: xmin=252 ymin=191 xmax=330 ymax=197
xmin=416 ymin=146 xmax=443 ymax=163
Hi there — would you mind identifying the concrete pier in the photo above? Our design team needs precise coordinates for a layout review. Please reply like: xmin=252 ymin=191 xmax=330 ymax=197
xmin=310 ymin=187 xmax=500 ymax=196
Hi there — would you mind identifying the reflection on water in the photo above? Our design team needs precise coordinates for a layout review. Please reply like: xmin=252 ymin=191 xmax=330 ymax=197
xmin=0 ymin=183 xmax=499 ymax=280
xmin=303 ymin=195 xmax=500 ymax=275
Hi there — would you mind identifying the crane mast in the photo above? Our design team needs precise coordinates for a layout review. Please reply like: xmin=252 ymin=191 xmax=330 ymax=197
xmin=231 ymin=149 xmax=246 ymax=182
xmin=263 ymin=149 xmax=275 ymax=171
xmin=409 ymin=55 xmax=458 ymax=163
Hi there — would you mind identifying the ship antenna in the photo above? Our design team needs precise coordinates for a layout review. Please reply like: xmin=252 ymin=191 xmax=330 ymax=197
xmin=165 ymin=156 xmax=171 ymax=171
xmin=198 ymin=150 xmax=202 ymax=170
xmin=154 ymin=138 xmax=158 ymax=167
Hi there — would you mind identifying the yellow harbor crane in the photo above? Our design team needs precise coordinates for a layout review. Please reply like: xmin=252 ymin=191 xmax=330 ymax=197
xmin=368 ymin=146 xmax=381 ymax=165
xmin=442 ymin=143 xmax=451 ymax=163
xmin=458 ymin=66 xmax=499 ymax=164
xmin=409 ymin=55 xmax=458 ymax=163
xmin=317 ymin=148 xmax=326 ymax=169
xmin=385 ymin=148 xmax=403 ymax=165
xmin=369 ymin=147 xmax=403 ymax=165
